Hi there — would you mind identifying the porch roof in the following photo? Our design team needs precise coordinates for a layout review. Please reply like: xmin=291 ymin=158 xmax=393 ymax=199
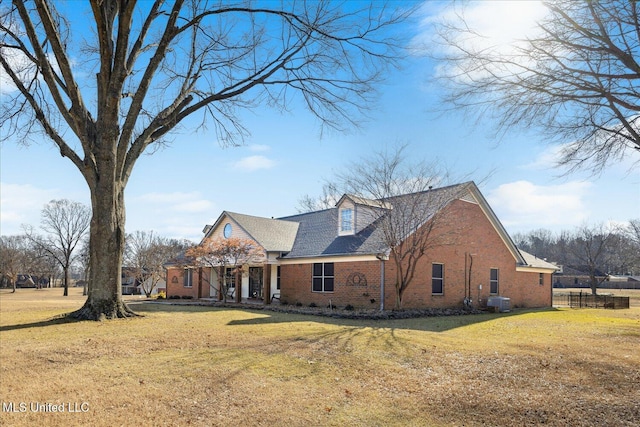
xmin=222 ymin=211 xmax=299 ymax=252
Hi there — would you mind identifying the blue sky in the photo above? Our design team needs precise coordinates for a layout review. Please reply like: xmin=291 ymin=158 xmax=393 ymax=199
xmin=1 ymin=1 xmax=639 ymax=242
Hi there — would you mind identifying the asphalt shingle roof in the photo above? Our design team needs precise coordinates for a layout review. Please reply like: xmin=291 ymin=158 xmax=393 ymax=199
xmin=279 ymin=208 xmax=386 ymax=258
xmin=518 ymin=250 xmax=560 ymax=270
xmin=280 ymin=182 xmax=472 ymax=259
xmin=224 ymin=211 xmax=299 ymax=252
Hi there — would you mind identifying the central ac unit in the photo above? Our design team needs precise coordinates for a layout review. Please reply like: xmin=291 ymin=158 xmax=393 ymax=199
xmin=487 ymin=296 xmax=511 ymax=313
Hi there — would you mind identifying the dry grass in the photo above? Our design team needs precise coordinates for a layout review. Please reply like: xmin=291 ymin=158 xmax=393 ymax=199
xmin=1 ymin=288 xmax=639 ymax=427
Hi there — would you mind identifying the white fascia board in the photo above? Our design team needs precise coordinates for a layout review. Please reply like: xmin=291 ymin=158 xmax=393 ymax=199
xmin=467 ymin=184 xmax=527 ymax=266
xmin=516 ymin=266 xmax=559 ymax=274
xmin=277 ymin=254 xmax=382 ymax=265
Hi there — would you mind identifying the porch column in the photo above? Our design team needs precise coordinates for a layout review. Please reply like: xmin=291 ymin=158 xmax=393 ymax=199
xmin=263 ymin=264 xmax=272 ymax=304
xmin=235 ymin=268 xmax=241 ymax=303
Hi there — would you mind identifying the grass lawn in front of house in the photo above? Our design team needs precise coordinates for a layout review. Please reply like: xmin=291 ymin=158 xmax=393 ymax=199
xmin=1 ymin=287 xmax=639 ymax=427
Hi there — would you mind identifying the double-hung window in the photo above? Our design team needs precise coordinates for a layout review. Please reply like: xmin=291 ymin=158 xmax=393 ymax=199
xmin=312 ymin=263 xmax=334 ymax=292
xmin=340 ymin=208 xmax=353 ymax=233
xmin=432 ymin=263 xmax=444 ymax=294
xmin=490 ymin=268 xmax=499 ymax=294
xmin=183 ymin=269 xmax=193 ymax=288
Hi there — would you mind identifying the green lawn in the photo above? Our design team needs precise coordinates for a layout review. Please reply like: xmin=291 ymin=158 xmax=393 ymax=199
xmin=1 ymin=288 xmax=639 ymax=426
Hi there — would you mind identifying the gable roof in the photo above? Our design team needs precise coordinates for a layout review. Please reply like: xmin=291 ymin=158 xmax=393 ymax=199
xmin=279 ymin=208 xmax=387 ymax=258
xmin=337 ymin=194 xmax=392 ymax=210
xmin=518 ymin=250 xmax=560 ymax=271
xmin=205 ymin=211 xmax=299 ymax=252
xmin=280 ymin=182 xmax=500 ymax=260
xmin=197 ymin=182 xmax=530 ymax=266
xmin=463 ymin=183 xmax=527 ymax=266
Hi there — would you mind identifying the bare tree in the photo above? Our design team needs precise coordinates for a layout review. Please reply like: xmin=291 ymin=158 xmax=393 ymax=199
xmin=309 ymin=145 xmax=466 ymax=309
xmin=628 ymin=219 xmax=640 ymax=246
xmin=0 ymin=235 xmax=30 ymax=292
xmin=568 ymin=223 xmax=619 ymax=295
xmin=433 ymin=0 xmax=640 ymax=173
xmin=126 ymin=231 xmax=192 ymax=297
xmin=28 ymin=242 xmax=60 ymax=288
xmin=297 ymin=183 xmax=341 ymax=213
xmin=24 ymin=199 xmax=90 ymax=296
xmin=0 ymin=1 xmax=409 ymax=319
xmin=186 ymin=237 xmax=263 ymax=303
xmin=622 ymin=219 xmax=640 ymax=274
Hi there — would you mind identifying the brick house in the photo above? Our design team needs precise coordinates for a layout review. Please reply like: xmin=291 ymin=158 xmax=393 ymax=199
xmin=165 ymin=182 xmax=557 ymax=310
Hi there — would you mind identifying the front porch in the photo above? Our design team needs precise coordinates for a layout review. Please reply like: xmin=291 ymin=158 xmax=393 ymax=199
xmin=204 ymin=263 xmax=279 ymax=305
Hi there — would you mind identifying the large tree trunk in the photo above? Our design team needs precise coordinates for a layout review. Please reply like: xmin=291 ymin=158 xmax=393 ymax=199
xmin=69 ymin=169 xmax=137 ymax=320
xmin=63 ymin=267 xmax=69 ymax=296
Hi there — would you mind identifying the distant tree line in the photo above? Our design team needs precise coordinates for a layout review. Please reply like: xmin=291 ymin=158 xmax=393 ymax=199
xmin=512 ymin=220 xmax=640 ymax=293
xmin=1 ymin=200 xmax=191 ymax=295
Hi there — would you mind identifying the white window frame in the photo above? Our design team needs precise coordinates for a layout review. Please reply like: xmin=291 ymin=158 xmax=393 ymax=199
xmin=432 ymin=263 xmax=444 ymax=295
xmin=340 ymin=208 xmax=353 ymax=234
xmin=312 ymin=262 xmax=335 ymax=293
xmin=490 ymin=268 xmax=499 ymax=294
xmin=183 ymin=269 xmax=193 ymax=288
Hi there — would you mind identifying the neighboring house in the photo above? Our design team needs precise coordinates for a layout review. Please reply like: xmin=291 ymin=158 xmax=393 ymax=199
xmin=552 ymin=265 xmax=608 ymax=289
xmin=139 ymin=276 xmax=166 ymax=296
xmin=122 ymin=267 xmax=141 ymax=295
xmin=166 ymin=182 xmax=557 ymax=310
xmin=15 ymin=274 xmax=49 ymax=288
xmin=15 ymin=274 xmax=36 ymax=288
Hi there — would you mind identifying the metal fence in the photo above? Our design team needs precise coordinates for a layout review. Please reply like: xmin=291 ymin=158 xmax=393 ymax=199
xmin=554 ymin=292 xmax=630 ymax=309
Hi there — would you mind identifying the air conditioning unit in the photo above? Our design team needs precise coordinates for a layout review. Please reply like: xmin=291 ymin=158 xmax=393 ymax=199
xmin=487 ymin=296 xmax=511 ymax=313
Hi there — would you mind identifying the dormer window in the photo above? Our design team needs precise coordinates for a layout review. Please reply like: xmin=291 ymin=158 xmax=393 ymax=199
xmin=340 ymin=208 xmax=353 ymax=234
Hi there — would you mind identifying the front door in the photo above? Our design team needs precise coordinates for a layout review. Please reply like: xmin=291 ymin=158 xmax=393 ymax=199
xmin=249 ymin=267 xmax=263 ymax=299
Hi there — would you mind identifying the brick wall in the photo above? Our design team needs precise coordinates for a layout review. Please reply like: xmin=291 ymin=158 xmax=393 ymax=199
xmin=280 ymin=260 xmax=382 ymax=308
xmin=280 ymin=199 xmax=552 ymax=310
xmin=165 ymin=267 xmax=210 ymax=299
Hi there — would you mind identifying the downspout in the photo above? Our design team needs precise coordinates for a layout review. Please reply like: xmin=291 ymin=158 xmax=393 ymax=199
xmin=380 ymin=259 xmax=385 ymax=311
xmin=550 ymin=271 xmax=554 ymax=307
xmin=465 ymin=253 xmax=476 ymax=308
xmin=376 ymin=252 xmax=388 ymax=311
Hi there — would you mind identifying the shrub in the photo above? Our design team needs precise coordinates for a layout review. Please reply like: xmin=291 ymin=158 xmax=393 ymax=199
xmin=181 ymin=295 xmax=193 ymax=300
xmin=156 ymin=291 xmax=166 ymax=300
xmin=309 ymin=302 xmax=317 ymax=308
xmin=295 ymin=302 xmax=303 ymax=307
xmin=345 ymin=304 xmax=354 ymax=311
xmin=169 ymin=295 xmax=181 ymax=300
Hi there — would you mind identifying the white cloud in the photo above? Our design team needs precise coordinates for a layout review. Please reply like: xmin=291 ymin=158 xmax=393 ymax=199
xmin=417 ymin=1 xmax=550 ymax=81
xmin=524 ymin=142 xmax=640 ymax=174
xmin=522 ymin=145 xmax=567 ymax=171
xmin=0 ymin=49 xmax=61 ymax=95
xmin=127 ymin=191 xmax=216 ymax=240
xmin=232 ymin=155 xmax=276 ymax=171
xmin=0 ymin=182 xmax=60 ymax=234
xmin=487 ymin=180 xmax=592 ymax=232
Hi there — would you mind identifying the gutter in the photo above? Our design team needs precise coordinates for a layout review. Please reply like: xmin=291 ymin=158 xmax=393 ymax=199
xmin=376 ymin=252 xmax=389 ymax=311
